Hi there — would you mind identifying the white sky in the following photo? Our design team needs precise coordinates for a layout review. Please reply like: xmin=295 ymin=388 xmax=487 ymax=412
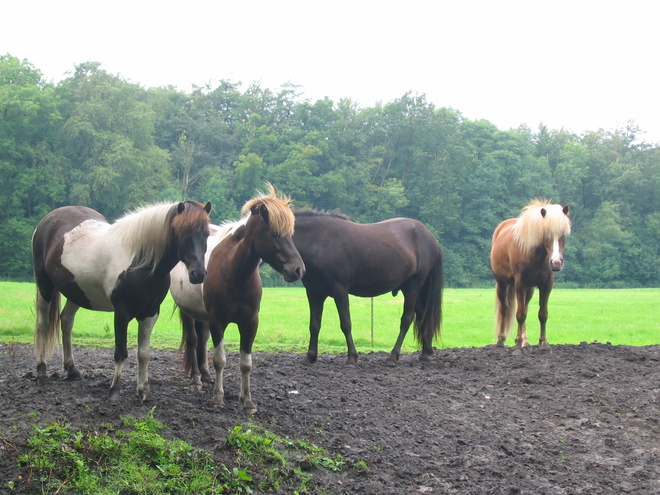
xmin=3 ymin=0 xmax=659 ymax=144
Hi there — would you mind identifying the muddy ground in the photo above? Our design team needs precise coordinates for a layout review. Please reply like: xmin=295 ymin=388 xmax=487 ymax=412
xmin=1 ymin=341 xmax=659 ymax=494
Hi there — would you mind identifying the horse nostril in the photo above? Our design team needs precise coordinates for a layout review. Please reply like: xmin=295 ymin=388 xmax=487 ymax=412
xmin=296 ymin=267 xmax=302 ymax=276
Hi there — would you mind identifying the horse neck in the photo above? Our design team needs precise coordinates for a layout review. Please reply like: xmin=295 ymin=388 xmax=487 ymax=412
xmin=223 ymin=229 xmax=262 ymax=281
xmin=149 ymin=235 xmax=181 ymax=279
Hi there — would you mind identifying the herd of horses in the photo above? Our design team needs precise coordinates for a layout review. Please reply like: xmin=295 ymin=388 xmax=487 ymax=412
xmin=31 ymin=184 xmax=571 ymax=413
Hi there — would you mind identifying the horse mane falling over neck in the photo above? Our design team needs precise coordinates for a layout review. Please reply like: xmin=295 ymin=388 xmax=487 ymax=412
xmin=512 ymin=199 xmax=572 ymax=255
xmin=111 ymin=201 xmax=210 ymax=272
xmin=241 ymin=183 xmax=295 ymax=236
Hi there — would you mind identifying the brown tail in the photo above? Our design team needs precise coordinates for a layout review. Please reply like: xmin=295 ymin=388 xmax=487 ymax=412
xmin=494 ymin=284 xmax=516 ymax=340
xmin=178 ymin=309 xmax=198 ymax=376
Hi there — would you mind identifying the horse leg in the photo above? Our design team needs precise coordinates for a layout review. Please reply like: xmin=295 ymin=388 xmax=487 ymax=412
xmin=135 ymin=313 xmax=158 ymax=402
xmin=495 ymin=281 xmax=511 ymax=347
xmin=181 ymin=311 xmax=203 ymax=388
xmin=60 ymin=301 xmax=81 ymax=380
xmin=196 ymin=320 xmax=213 ymax=383
xmin=514 ymin=286 xmax=534 ymax=351
xmin=238 ymin=319 xmax=258 ymax=414
xmin=334 ymin=293 xmax=358 ymax=365
xmin=109 ymin=312 xmax=131 ymax=402
xmin=303 ymin=290 xmax=326 ymax=365
xmin=208 ymin=317 xmax=228 ymax=406
xmin=537 ymin=284 xmax=553 ymax=352
xmin=387 ymin=293 xmax=417 ymax=362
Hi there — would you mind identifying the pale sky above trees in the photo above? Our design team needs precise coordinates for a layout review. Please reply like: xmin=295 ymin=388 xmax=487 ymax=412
xmin=3 ymin=0 xmax=659 ymax=143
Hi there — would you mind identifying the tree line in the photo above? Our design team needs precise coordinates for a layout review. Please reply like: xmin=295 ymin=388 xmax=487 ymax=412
xmin=2 ymin=54 xmax=659 ymax=287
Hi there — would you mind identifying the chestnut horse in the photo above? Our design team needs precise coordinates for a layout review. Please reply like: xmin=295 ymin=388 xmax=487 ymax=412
xmin=490 ymin=199 xmax=571 ymax=351
xmin=32 ymin=201 xmax=211 ymax=401
xmin=293 ymin=210 xmax=444 ymax=365
xmin=171 ymin=185 xmax=304 ymax=414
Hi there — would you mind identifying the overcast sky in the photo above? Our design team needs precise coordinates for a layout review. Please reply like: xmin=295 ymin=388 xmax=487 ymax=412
xmin=4 ymin=0 xmax=659 ymax=144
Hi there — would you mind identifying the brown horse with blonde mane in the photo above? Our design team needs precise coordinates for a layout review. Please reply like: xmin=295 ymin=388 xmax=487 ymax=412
xmin=490 ymin=199 xmax=571 ymax=351
xmin=171 ymin=184 xmax=304 ymax=414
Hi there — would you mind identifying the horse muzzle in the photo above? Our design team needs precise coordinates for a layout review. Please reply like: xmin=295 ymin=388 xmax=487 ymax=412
xmin=282 ymin=264 xmax=305 ymax=283
xmin=550 ymin=260 xmax=563 ymax=272
xmin=188 ymin=269 xmax=207 ymax=284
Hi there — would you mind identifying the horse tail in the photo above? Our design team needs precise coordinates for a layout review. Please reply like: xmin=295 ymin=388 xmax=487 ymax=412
xmin=177 ymin=308 xmax=197 ymax=376
xmin=413 ymin=249 xmax=444 ymax=347
xmin=34 ymin=288 xmax=61 ymax=361
xmin=494 ymin=284 xmax=516 ymax=339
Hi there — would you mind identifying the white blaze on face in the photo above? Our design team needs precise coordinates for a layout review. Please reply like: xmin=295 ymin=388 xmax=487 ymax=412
xmin=550 ymin=237 xmax=563 ymax=271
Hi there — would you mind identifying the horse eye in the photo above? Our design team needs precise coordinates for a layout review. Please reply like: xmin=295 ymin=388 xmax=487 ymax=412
xmin=271 ymin=231 xmax=279 ymax=238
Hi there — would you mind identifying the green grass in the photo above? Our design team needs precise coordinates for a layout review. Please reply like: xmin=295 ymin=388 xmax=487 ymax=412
xmin=1 ymin=282 xmax=659 ymax=353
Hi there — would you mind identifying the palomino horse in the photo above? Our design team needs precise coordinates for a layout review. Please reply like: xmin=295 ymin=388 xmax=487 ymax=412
xmin=292 ymin=210 xmax=444 ymax=365
xmin=171 ymin=185 xmax=304 ymax=414
xmin=490 ymin=199 xmax=571 ymax=351
xmin=32 ymin=201 xmax=211 ymax=401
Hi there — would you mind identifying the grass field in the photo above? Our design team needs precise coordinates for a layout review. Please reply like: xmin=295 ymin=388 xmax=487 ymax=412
xmin=1 ymin=282 xmax=658 ymax=354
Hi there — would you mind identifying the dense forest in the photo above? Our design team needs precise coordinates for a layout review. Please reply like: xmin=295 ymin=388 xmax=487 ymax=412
xmin=1 ymin=54 xmax=659 ymax=287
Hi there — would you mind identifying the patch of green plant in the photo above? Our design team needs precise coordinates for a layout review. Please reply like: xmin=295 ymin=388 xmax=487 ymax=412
xmin=226 ymin=423 xmax=350 ymax=492
xmin=17 ymin=408 xmax=253 ymax=494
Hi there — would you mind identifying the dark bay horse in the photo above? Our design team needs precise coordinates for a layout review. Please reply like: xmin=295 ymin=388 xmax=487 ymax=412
xmin=293 ymin=210 xmax=444 ymax=365
xmin=32 ymin=201 xmax=211 ymax=401
xmin=171 ymin=185 xmax=304 ymax=414
xmin=491 ymin=199 xmax=571 ymax=351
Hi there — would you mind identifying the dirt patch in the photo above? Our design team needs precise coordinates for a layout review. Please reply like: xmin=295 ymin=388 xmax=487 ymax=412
xmin=1 ymin=342 xmax=660 ymax=493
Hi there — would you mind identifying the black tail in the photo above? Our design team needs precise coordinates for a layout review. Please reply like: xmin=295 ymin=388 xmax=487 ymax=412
xmin=413 ymin=249 xmax=444 ymax=349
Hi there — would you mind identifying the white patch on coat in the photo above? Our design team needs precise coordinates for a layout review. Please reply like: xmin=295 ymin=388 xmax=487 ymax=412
xmin=60 ymin=219 xmax=134 ymax=311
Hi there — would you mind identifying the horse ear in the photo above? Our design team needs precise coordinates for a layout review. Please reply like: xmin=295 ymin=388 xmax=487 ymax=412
xmin=563 ymin=204 xmax=570 ymax=216
xmin=204 ymin=202 xmax=212 ymax=214
xmin=540 ymin=208 xmax=547 ymax=218
xmin=177 ymin=202 xmax=185 ymax=214
xmin=257 ymin=204 xmax=269 ymax=224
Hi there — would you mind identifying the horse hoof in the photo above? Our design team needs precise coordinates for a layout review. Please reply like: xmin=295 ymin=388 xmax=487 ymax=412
xmin=35 ymin=376 xmax=49 ymax=386
xmin=66 ymin=370 xmax=82 ymax=381
xmin=302 ymin=357 xmax=316 ymax=366
xmin=110 ymin=390 xmax=121 ymax=403
xmin=201 ymin=372 xmax=214 ymax=383
xmin=191 ymin=376 xmax=203 ymax=388
xmin=244 ymin=407 xmax=257 ymax=415
xmin=539 ymin=345 xmax=551 ymax=353
xmin=140 ymin=392 xmax=154 ymax=402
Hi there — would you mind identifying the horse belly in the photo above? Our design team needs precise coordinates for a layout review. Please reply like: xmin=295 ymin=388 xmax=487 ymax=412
xmin=170 ymin=263 xmax=208 ymax=321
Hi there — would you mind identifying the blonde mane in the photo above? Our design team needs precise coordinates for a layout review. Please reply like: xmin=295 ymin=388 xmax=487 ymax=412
xmin=512 ymin=199 xmax=571 ymax=254
xmin=111 ymin=201 xmax=209 ymax=271
xmin=240 ymin=183 xmax=295 ymax=236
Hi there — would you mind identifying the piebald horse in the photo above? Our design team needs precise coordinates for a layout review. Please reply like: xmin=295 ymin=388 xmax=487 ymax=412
xmin=32 ymin=201 xmax=211 ymax=400
xmin=490 ymin=199 xmax=571 ymax=351
xmin=171 ymin=185 xmax=304 ymax=414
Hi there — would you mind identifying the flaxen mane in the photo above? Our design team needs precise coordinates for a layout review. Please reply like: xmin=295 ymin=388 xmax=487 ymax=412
xmin=112 ymin=201 xmax=209 ymax=271
xmin=241 ymin=183 xmax=295 ymax=236
xmin=512 ymin=199 xmax=571 ymax=254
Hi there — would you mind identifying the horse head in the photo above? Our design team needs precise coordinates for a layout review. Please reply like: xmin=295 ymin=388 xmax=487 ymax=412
xmin=541 ymin=204 xmax=570 ymax=272
xmin=242 ymin=185 xmax=305 ymax=283
xmin=172 ymin=201 xmax=212 ymax=284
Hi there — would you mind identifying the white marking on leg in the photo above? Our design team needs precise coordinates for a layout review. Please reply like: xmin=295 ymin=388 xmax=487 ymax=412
xmin=240 ymin=350 xmax=253 ymax=409
xmin=212 ymin=339 xmax=226 ymax=405
xmin=137 ymin=314 xmax=158 ymax=400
